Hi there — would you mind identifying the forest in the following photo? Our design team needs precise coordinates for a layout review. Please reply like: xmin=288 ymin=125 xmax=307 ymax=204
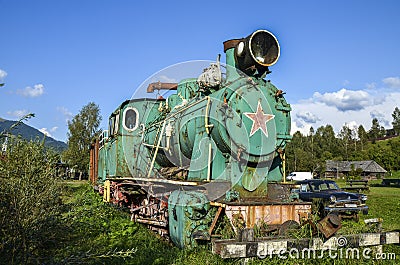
xmin=285 ymin=106 xmax=400 ymax=176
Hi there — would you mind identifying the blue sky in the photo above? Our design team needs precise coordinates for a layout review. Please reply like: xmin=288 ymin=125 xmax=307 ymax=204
xmin=1 ymin=0 xmax=399 ymax=141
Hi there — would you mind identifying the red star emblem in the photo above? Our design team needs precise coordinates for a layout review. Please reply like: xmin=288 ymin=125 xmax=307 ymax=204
xmin=243 ymin=102 xmax=275 ymax=137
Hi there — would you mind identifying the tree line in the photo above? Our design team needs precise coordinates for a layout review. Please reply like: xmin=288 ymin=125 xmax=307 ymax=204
xmin=285 ymin=107 xmax=400 ymax=175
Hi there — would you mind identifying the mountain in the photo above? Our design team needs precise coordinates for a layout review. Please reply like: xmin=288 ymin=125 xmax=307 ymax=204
xmin=0 ymin=118 xmax=67 ymax=152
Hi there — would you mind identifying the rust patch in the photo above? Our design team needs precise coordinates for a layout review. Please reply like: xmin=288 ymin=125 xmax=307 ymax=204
xmin=225 ymin=203 xmax=312 ymax=233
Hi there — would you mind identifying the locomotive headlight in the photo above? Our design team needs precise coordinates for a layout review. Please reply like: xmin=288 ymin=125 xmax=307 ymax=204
xmin=233 ymin=29 xmax=280 ymax=74
xmin=249 ymin=29 xmax=280 ymax=66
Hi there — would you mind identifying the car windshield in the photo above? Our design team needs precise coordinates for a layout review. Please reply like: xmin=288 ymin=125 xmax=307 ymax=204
xmin=311 ymin=181 xmax=339 ymax=191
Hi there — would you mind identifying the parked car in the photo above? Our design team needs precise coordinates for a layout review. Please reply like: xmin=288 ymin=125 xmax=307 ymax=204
xmin=287 ymin=172 xmax=313 ymax=181
xmin=294 ymin=179 xmax=368 ymax=219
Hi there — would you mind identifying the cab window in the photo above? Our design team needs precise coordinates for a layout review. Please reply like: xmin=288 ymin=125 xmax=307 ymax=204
xmin=123 ymin=107 xmax=138 ymax=131
xmin=108 ymin=116 xmax=115 ymax=136
xmin=108 ymin=112 xmax=120 ymax=137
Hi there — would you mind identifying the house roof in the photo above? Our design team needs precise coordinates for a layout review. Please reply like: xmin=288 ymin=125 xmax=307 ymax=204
xmin=325 ymin=160 xmax=387 ymax=173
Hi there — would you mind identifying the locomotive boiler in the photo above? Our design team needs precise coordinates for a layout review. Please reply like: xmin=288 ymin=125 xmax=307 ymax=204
xmin=89 ymin=30 xmax=313 ymax=248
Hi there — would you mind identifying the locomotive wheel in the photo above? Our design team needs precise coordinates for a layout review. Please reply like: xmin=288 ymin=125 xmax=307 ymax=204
xmin=131 ymin=195 xmax=169 ymax=238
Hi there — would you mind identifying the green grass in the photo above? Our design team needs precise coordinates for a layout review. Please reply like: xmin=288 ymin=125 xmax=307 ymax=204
xmin=334 ymin=179 xmax=400 ymax=231
xmin=54 ymin=182 xmax=233 ymax=265
xmin=56 ymin=183 xmax=182 ymax=264
xmin=363 ymin=186 xmax=400 ymax=231
xmin=47 ymin=181 xmax=400 ymax=264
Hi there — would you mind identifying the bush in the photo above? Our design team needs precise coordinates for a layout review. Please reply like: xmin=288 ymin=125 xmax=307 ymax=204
xmin=58 ymin=183 xmax=176 ymax=265
xmin=0 ymin=137 xmax=63 ymax=264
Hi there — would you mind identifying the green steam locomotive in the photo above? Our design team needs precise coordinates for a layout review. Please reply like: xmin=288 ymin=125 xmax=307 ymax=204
xmin=89 ymin=30 xmax=313 ymax=249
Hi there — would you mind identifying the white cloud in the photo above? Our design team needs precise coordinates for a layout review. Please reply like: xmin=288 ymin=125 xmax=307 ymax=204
xmin=382 ymin=77 xmax=400 ymax=89
xmin=370 ymin=110 xmax=390 ymax=127
xmin=7 ymin=109 xmax=30 ymax=119
xmin=343 ymin=121 xmax=358 ymax=132
xmin=0 ymin=69 xmax=7 ymax=81
xmin=291 ymin=119 xmax=313 ymax=136
xmin=296 ymin=111 xmax=320 ymax=124
xmin=312 ymin=88 xmax=371 ymax=112
xmin=365 ymin=82 xmax=376 ymax=90
xmin=39 ymin=128 xmax=52 ymax=137
xmin=17 ymin=83 xmax=45 ymax=97
xmin=290 ymin=90 xmax=400 ymax=135
xmin=293 ymin=110 xmax=321 ymax=134
xmin=57 ymin=106 xmax=73 ymax=122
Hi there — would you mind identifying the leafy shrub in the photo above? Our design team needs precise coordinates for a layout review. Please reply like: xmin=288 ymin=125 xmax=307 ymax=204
xmin=0 ymin=137 xmax=63 ymax=264
xmin=58 ymin=184 xmax=178 ymax=265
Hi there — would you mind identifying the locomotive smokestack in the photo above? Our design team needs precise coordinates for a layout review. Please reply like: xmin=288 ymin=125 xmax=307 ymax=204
xmin=223 ymin=30 xmax=280 ymax=78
